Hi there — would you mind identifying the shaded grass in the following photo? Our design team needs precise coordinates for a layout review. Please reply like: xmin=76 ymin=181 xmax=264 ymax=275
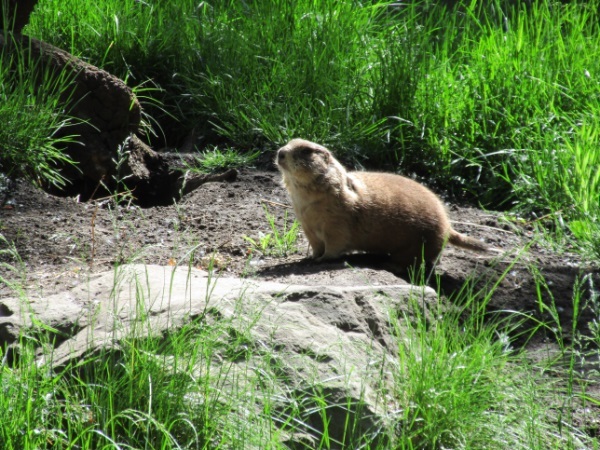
xmin=0 ymin=33 xmax=79 ymax=188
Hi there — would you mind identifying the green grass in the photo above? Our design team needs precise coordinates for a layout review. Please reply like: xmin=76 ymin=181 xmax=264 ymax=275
xmin=389 ymin=285 xmax=589 ymax=449
xmin=243 ymin=205 xmax=300 ymax=258
xmin=0 ymin=33 xmax=79 ymax=188
xmin=21 ymin=0 xmax=600 ymax=257
xmin=187 ymin=146 xmax=261 ymax=174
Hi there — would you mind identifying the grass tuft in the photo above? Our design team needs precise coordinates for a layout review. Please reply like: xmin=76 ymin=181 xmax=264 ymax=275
xmin=0 ymin=33 xmax=79 ymax=188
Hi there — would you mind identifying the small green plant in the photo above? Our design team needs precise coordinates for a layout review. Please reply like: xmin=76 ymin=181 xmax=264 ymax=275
xmin=102 ymin=137 xmax=136 ymax=207
xmin=580 ymin=274 xmax=600 ymax=354
xmin=190 ymin=146 xmax=260 ymax=173
xmin=243 ymin=231 xmax=274 ymax=257
xmin=244 ymin=205 xmax=300 ymax=257
xmin=0 ymin=233 xmax=25 ymax=294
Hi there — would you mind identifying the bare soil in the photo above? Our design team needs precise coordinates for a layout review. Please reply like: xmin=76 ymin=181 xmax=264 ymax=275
xmin=1 ymin=168 xmax=599 ymax=437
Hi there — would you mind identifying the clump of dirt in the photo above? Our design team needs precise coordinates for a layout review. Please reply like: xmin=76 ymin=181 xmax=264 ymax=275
xmin=1 ymin=168 xmax=599 ymax=435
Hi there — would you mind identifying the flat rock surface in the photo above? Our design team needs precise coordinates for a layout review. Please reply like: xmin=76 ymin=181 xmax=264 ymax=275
xmin=1 ymin=264 xmax=435 ymax=368
xmin=1 ymin=263 xmax=439 ymax=443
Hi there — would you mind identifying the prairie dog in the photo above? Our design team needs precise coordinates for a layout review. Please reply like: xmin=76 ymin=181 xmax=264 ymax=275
xmin=275 ymin=138 xmax=489 ymax=268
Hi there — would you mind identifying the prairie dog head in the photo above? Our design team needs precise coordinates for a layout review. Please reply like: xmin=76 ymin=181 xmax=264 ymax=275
xmin=276 ymin=139 xmax=332 ymax=178
xmin=276 ymin=139 xmax=347 ymax=189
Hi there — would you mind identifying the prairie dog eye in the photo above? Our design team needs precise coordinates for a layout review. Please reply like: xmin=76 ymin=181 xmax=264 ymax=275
xmin=297 ymin=147 xmax=315 ymax=157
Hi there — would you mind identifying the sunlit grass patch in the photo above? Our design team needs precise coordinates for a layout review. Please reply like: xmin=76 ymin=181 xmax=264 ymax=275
xmin=389 ymin=273 xmax=599 ymax=450
xmin=189 ymin=146 xmax=260 ymax=174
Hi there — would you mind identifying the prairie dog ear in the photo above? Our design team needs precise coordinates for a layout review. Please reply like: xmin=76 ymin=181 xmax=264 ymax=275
xmin=317 ymin=147 xmax=331 ymax=163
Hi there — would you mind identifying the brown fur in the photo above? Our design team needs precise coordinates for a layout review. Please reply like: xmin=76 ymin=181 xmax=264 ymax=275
xmin=276 ymin=138 xmax=489 ymax=268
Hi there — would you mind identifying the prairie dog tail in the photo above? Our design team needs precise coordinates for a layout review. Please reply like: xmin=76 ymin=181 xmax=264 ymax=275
xmin=448 ymin=229 xmax=489 ymax=253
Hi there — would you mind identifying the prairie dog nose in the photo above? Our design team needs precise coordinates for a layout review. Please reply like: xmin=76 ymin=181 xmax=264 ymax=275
xmin=276 ymin=147 xmax=290 ymax=165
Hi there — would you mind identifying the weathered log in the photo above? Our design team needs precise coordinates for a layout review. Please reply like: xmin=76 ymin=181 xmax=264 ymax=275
xmin=1 ymin=32 xmax=232 ymax=205
xmin=0 ymin=33 xmax=141 ymax=191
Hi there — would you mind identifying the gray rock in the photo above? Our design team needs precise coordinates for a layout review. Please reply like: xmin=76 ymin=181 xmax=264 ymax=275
xmin=0 ymin=264 xmax=438 ymax=446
